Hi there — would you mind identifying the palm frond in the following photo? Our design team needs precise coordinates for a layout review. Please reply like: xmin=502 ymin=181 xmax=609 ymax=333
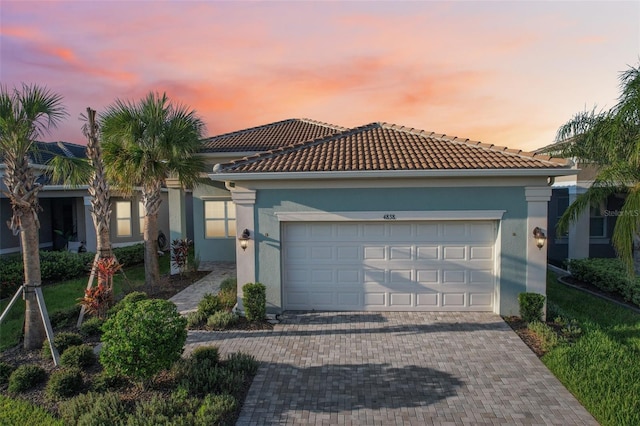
xmin=611 ymin=183 xmax=640 ymax=275
xmin=46 ymin=156 xmax=92 ymax=187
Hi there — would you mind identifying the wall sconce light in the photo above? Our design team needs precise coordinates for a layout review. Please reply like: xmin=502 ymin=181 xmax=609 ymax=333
xmin=238 ymin=229 xmax=251 ymax=251
xmin=532 ymin=227 xmax=546 ymax=250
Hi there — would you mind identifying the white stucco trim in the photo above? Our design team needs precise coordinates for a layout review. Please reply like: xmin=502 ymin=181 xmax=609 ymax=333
xmin=230 ymin=188 xmax=257 ymax=312
xmin=275 ymin=210 xmax=506 ymax=222
xmin=210 ymin=168 xmax=576 ymax=182
xmin=525 ymin=187 xmax=552 ymax=312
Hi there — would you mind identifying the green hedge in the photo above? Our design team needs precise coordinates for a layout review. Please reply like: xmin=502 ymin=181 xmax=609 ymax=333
xmin=567 ymin=258 xmax=640 ymax=306
xmin=0 ymin=244 xmax=145 ymax=299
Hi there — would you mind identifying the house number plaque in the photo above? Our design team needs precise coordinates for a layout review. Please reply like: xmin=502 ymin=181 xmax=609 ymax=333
xmin=383 ymin=214 xmax=396 ymax=220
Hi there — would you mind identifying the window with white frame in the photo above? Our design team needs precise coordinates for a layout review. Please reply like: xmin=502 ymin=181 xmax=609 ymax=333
xmin=138 ymin=201 xmax=145 ymax=235
xmin=115 ymin=201 xmax=132 ymax=237
xmin=589 ymin=204 xmax=607 ymax=238
xmin=204 ymin=200 xmax=236 ymax=238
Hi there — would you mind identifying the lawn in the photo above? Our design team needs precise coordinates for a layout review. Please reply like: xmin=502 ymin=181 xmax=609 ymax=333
xmin=544 ymin=273 xmax=640 ymax=426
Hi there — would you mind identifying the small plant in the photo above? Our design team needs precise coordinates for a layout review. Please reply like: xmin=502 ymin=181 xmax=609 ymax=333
xmin=61 ymin=344 xmax=96 ymax=368
xmin=171 ymin=238 xmax=193 ymax=275
xmin=196 ymin=393 xmax=238 ymax=425
xmin=91 ymin=371 xmax=129 ymax=393
xmin=190 ymin=345 xmax=220 ymax=364
xmin=43 ymin=332 xmax=84 ymax=359
xmin=8 ymin=364 xmax=47 ymax=393
xmin=198 ymin=293 xmax=222 ymax=316
xmin=189 ymin=250 xmax=201 ymax=273
xmin=186 ymin=310 xmax=208 ymax=328
xmin=219 ymin=277 xmax=237 ymax=293
xmin=0 ymin=361 xmax=14 ymax=385
xmin=527 ymin=320 xmax=563 ymax=352
xmin=225 ymin=352 xmax=259 ymax=376
xmin=100 ymin=299 xmax=187 ymax=383
xmin=78 ymin=283 xmax=113 ymax=319
xmin=207 ymin=311 xmax=238 ymax=330
xmin=518 ymin=292 xmax=545 ymax=323
xmin=128 ymin=392 xmax=200 ymax=424
xmin=107 ymin=291 xmax=148 ymax=317
xmin=58 ymin=391 xmax=126 ymax=425
xmin=243 ymin=282 xmax=266 ymax=322
xmin=79 ymin=316 xmax=105 ymax=338
xmin=46 ymin=367 xmax=84 ymax=400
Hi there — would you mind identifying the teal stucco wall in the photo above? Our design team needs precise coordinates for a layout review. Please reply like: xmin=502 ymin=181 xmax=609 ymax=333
xmin=192 ymin=184 xmax=237 ymax=262
xmin=252 ymin=186 xmax=529 ymax=316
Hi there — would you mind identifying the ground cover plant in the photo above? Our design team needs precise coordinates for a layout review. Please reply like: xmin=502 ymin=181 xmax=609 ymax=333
xmin=507 ymin=273 xmax=640 ymax=426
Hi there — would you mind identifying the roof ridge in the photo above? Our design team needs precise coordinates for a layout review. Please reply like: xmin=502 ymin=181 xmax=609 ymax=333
xmin=56 ymin=141 xmax=76 ymax=158
xmin=376 ymin=122 xmax=571 ymax=167
xmin=202 ymin=118 xmax=346 ymax=143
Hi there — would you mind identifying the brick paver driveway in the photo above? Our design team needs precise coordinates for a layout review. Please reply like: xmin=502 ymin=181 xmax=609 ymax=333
xmin=185 ymin=312 xmax=597 ymax=425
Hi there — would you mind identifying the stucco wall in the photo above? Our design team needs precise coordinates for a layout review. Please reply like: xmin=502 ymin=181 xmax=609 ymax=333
xmin=251 ymin=186 xmax=529 ymax=316
xmin=192 ymin=183 xmax=236 ymax=262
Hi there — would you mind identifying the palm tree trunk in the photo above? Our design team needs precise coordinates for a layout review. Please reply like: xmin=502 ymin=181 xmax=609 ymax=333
xmin=21 ymin=209 xmax=46 ymax=349
xmin=142 ymin=182 xmax=163 ymax=290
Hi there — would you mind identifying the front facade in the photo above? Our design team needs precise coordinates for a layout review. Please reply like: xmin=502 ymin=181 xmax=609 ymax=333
xmin=207 ymin=122 xmax=575 ymax=316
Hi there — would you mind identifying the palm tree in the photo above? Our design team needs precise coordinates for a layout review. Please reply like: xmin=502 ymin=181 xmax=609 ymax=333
xmin=101 ymin=92 xmax=205 ymax=289
xmin=0 ymin=84 xmax=67 ymax=349
xmin=542 ymin=63 xmax=640 ymax=274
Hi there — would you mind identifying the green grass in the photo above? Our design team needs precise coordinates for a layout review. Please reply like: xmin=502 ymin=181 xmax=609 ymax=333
xmin=0 ymin=254 xmax=170 ymax=351
xmin=544 ymin=273 xmax=640 ymax=426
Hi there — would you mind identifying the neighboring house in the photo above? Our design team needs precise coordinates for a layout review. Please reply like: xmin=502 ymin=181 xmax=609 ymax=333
xmin=0 ymin=141 xmax=171 ymax=255
xmin=192 ymin=121 xmax=576 ymax=316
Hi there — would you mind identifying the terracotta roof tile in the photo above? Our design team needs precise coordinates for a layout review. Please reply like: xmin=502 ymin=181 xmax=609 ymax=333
xmin=200 ymin=118 xmax=345 ymax=153
xmin=214 ymin=122 xmax=571 ymax=174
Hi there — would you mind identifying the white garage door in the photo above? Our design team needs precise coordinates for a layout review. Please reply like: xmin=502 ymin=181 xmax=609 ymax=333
xmin=282 ymin=221 xmax=496 ymax=311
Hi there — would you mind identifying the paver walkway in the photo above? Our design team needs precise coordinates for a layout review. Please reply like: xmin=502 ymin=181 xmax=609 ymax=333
xmin=185 ymin=311 xmax=598 ymax=425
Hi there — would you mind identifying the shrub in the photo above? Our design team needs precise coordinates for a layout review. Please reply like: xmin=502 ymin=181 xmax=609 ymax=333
xmin=218 ymin=286 xmax=237 ymax=311
xmin=518 ymin=292 xmax=545 ymax=323
xmin=198 ymin=293 xmax=221 ymax=316
xmin=8 ymin=364 xmax=47 ymax=393
xmin=112 ymin=243 xmax=145 ymax=267
xmin=0 ymin=394 xmax=63 ymax=425
xmin=225 ymin=352 xmax=259 ymax=376
xmin=242 ymin=282 xmax=266 ymax=321
xmin=207 ymin=311 xmax=238 ymax=330
xmin=42 ymin=331 xmax=83 ymax=359
xmin=0 ymin=253 xmax=23 ymax=299
xmin=80 ymin=316 xmax=105 ymax=338
xmin=127 ymin=393 xmax=199 ymax=425
xmin=190 ymin=345 xmax=219 ymax=364
xmin=177 ymin=363 xmax=245 ymax=397
xmin=46 ymin=367 xmax=84 ymax=400
xmin=0 ymin=361 xmax=14 ymax=385
xmin=91 ymin=371 xmax=129 ymax=393
xmin=219 ymin=277 xmax=237 ymax=293
xmin=58 ymin=391 xmax=126 ymax=426
xmin=78 ymin=283 xmax=113 ymax=319
xmin=171 ymin=238 xmax=192 ymax=275
xmin=528 ymin=321 xmax=563 ymax=352
xmin=567 ymin=257 xmax=640 ymax=305
xmin=107 ymin=291 xmax=148 ymax=317
xmin=196 ymin=393 xmax=238 ymax=426
xmin=100 ymin=299 xmax=187 ymax=382
xmin=186 ymin=310 xmax=208 ymax=328
xmin=61 ymin=344 xmax=96 ymax=368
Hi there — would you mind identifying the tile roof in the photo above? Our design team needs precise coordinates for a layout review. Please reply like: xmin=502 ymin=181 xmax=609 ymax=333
xmin=200 ymin=118 xmax=346 ymax=153
xmin=214 ymin=122 xmax=571 ymax=174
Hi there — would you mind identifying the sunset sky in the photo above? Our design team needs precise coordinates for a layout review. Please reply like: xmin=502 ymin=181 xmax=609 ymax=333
xmin=1 ymin=1 xmax=638 ymax=151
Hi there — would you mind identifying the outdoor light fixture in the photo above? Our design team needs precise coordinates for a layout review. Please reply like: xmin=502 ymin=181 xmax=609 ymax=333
xmin=532 ymin=227 xmax=546 ymax=250
xmin=238 ymin=229 xmax=251 ymax=251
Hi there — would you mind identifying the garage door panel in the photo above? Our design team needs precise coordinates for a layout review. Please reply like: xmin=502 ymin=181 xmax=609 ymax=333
xmin=283 ymin=221 xmax=496 ymax=312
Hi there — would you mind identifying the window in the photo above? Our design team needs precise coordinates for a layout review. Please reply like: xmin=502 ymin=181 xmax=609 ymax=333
xmin=589 ymin=204 xmax=606 ymax=238
xmin=115 ymin=201 xmax=132 ymax=237
xmin=204 ymin=200 xmax=236 ymax=238
xmin=556 ymin=194 xmax=569 ymax=238
xmin=138 ymin=201 xmax=145 ymax=235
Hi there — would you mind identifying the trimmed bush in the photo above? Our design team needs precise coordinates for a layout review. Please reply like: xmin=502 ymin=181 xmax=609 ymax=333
xmin=127 ymin=393 xmax=199 ymax=425
xmin=8 ymin=364 xmax=47 ymax=393
xmin=46 ymin=367 xmax=84 ymax=400
xmin=190 ymin=345 xmax=219 ymax=364
xmin=225 ymin=352 xmax=259 ymax=376
xmin=198 ymin=293 xmax=222 ymax=316
xmin=100 ymin=299 xmax=187 ymax=382
xmin=80 ymin=316 xmax=105 ymax=338
xmin=567 ymin=257 xmax=640 ymax=306
xmin=107 ymin=291 xmax=148 ymax=317
xmin=61 ymin=344 xmax=96 ymax=368
xmin=43 ymin=331 xmax=83 ymax=359
xmin=242 ymin=282 xmax=266 ymax=321
xmin=196 ymin=393 xmax=238 ymax=426
xmin=176 ymin=363 xmax=245 ymax=397
xmin=518 ymin=292 xmax=545 ymax=323
xmin=0 ymin=361 xmax=14 ymax=385
xmin=207 ymin=311 xmax=238 ymax=330
xmin=58 ymin=391 xmax=126 ymax=426
xmin=112 ymin=243 xmax=145 ymax=267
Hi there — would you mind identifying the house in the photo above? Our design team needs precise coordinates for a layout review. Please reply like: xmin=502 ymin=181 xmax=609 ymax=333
xmin=0 ymin=141 xmax=171 ymax=256
xmin=199 ymin=121 xmax=576 ymax=316
xmin=544 ymin=162 xmax=621 ymax=267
